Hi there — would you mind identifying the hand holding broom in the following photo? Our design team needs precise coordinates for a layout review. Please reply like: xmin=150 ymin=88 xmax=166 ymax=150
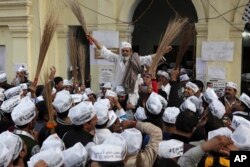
xmin=44 ymin=71 xmax=57 ymax=134
xmin=65 ymin=0 xmax=93 ymax=44
xmin=148 ymin=17 xmax=188 ymax=76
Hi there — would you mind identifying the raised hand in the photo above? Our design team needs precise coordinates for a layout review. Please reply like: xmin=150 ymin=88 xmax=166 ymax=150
xmin=49 ymin=66 xmax=56 ymax=80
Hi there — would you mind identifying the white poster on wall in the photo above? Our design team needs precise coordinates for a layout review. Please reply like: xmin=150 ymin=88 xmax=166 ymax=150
xmin=99 ymin=66 xmax=114 ymax=84
xmin=207 ymin=67 xmax=226 ymax=98
xmin=90 ymin=31 xmax=119 ymax=66
xmin=201 ymin=41 xmax=234 ymax=61
xmin=90 ymin=31 xmax=119 ymax=91
xmin=196 ymin=58 xmax=206 ymax=83
xmin=92 ymin=31 xmax=119 ymax=48
xmin=207 ymin=67 xmax=226 ymax=80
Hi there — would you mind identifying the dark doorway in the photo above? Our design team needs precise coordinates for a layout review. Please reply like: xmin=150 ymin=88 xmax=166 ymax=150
xmin=132 ymin=0 xmax=198 ymax=78
xmin=241 ymin=30 xmax=250 ymax=96
xmin=68 ymin=26 xmax=91 ymax=87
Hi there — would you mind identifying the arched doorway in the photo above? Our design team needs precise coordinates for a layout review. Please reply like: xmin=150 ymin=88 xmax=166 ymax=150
xmin=131 ymin=0 xmax=198 ymax=78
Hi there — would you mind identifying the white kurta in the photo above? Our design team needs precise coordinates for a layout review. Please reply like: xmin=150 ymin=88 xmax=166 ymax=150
xmin=99 ymin=46 xmax=153 ymax=88
xmin=99 ymin=46 xmax=153 ymax=105
xmin=161 ymin=83 xmax=171 ymax=101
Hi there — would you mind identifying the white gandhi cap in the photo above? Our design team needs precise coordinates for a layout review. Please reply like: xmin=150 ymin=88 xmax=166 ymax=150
xmin=158 ymin=139 xmax=184 ymax=158
xmin=68 ymin=101 xmax=96 ymax=125
xmin=63 ymin=142 xmax=88 ymax=167
xmin=11 ymin=97 xmax=36 ymax=126
xmin=28 ymin=148 xmax=64 ymax=167
xmin=40 ymin=134 xmax=65 ymax=152
xmin=121 ymin=128 xmax=142 ymax=155
xmin=121 ymin=42 xmax=132 ymax=49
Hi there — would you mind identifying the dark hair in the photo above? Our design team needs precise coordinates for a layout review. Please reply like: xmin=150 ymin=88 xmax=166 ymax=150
xmin=153 ymin=157 xmax=180 ymax=167
xmin=72 ymin=117 xmax=94 ymax=130
xmin=145 ymin=109 xmax=164 ymax=129
xmin=2 ymin=112 xmax=12 ymax=120
xmin=36 ymin=101 xmax=48 ymax=121
xmin=97 ymin=161 xmax=124 ymax=167
xmin=57 ymin=110 xmax=69 ymax=119
xmin=54 ymin=76 xmax=63 ymax=85
xmin=175 ymin=110 xmax=199 ymax=133
xmin=16 ymin=124 xmax=29 ymax=129
xmin=163 ymin=122 xmax=175 ymax=127
xmin=36 ymin=85 xmax=44 ymax=97
xmin=204 ymin=115 xmax=225 ymax=138
xmin=95 ymin=120 xmax=109 ymax=129
xmin=193 ymin=80 xmax=204 ymax=92
xmin=72 ymin=124 xmax=83 ymax=131
xmin=145 ymin=105 xmax=164 ymax=119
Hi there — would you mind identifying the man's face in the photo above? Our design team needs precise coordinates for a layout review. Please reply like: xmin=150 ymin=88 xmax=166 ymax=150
xmin=89 ymin=115 xmax=98 ymax=131
xmin=143 ymin=74 xmax=152 ymax=85
xmin=158 ymin=76 xmax=169 ymax=84
xmin=224 ymin=87 xmax=237 ymax=98
xmin=121 ymin=48 xmax=132 ymax=57
xmin=64 ymin=85 xmax=72 ymax=92
xmin=184 ymin=87 xmax=195 ymax=97
xmin=56 ymin=81 xmax=64 ymax=91
xmin=110 ymin=118 xmax=123 ymax=133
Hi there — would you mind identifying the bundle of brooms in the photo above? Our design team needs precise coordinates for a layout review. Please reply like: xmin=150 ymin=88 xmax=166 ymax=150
xmin=77 ymin=41 xmax=86 ymax=84
xmin=66 ymin=0 xmax=91 ymax=84
xmin=175 ymin=23 xmax=195 ymax=68
xmin=33 ymin=5 xmax=59 ymax=86
xmin=65 ymin=0 xmax=90 ymax=36
xmin=68 ymin=28 xmax=79 ymax=82
xmin=149 ymin=17 xmax=188 ymax=76
xmin=68 ymin=27 xmax=86 ymax=85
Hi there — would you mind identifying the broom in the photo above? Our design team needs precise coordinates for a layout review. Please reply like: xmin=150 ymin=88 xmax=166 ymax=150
xmin=68 ymin=28 xmax=79 ymax=82
xmin=149 ymin=17 xmax=188 ymax=76
xmin=77 ymin=41 xmax=86 ymax=85
xmin=33 ymin=6 xmax=59 ymax=86
xmin=43 ymin=72 xmax=57 ymax=134
xmin=65 ymin=0 xmax=93 ymax=44
xmin=175 ymin=23 xmax=195 ymax=68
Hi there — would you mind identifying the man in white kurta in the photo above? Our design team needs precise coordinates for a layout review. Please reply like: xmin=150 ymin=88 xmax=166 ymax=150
xmin=89 ymin=35 xmax=172 ymax=106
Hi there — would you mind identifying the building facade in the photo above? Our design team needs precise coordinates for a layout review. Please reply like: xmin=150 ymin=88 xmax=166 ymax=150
xmin=0 ymin=0 xmax=248 ymax=93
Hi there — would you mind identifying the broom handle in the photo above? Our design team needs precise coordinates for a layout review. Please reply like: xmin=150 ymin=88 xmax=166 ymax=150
xmin=33 ymin=77 xmax=38 ymax=87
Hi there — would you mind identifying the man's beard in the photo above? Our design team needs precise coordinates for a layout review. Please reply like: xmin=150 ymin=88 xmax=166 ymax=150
xmin=123 ymin=56 xmax=129 ymax=61
xmin=225 ymin=92 xmax=231 ymax=98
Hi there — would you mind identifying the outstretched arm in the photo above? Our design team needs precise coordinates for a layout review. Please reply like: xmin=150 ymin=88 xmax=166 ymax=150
xmin=87 ymin=35 xmax=103 ymax=50
xmin=87 ymin=35 xmax=118 ymax=62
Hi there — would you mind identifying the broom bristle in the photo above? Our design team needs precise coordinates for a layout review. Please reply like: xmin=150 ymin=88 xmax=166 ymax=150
xmin=149 ymin=17 xmax=188 ymax=73
xmin=175 ymin=23 xmax=195 ymax=68
xmin=65 ymin=0 xmax=88 ymax=35
xmin=34 ymin=6 xmax=59 ymax=84
xmin=77 ymin=42 xmax=86 ymax=84
xmin=68 ymin=28 xmax=79 ymax=81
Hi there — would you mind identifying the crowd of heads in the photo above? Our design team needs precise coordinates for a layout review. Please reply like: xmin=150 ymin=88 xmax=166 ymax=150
xmin=1 ymin=50 xmax=250 ymax=167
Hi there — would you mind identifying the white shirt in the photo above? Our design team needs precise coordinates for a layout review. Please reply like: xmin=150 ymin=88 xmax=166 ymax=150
xmin=161 ymin=83 xmax=171 ymax=100
xmin=99 ymin=46 xmax=153 ymax=89
xmin=99 ymin=46 xmax=153 ymax=105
